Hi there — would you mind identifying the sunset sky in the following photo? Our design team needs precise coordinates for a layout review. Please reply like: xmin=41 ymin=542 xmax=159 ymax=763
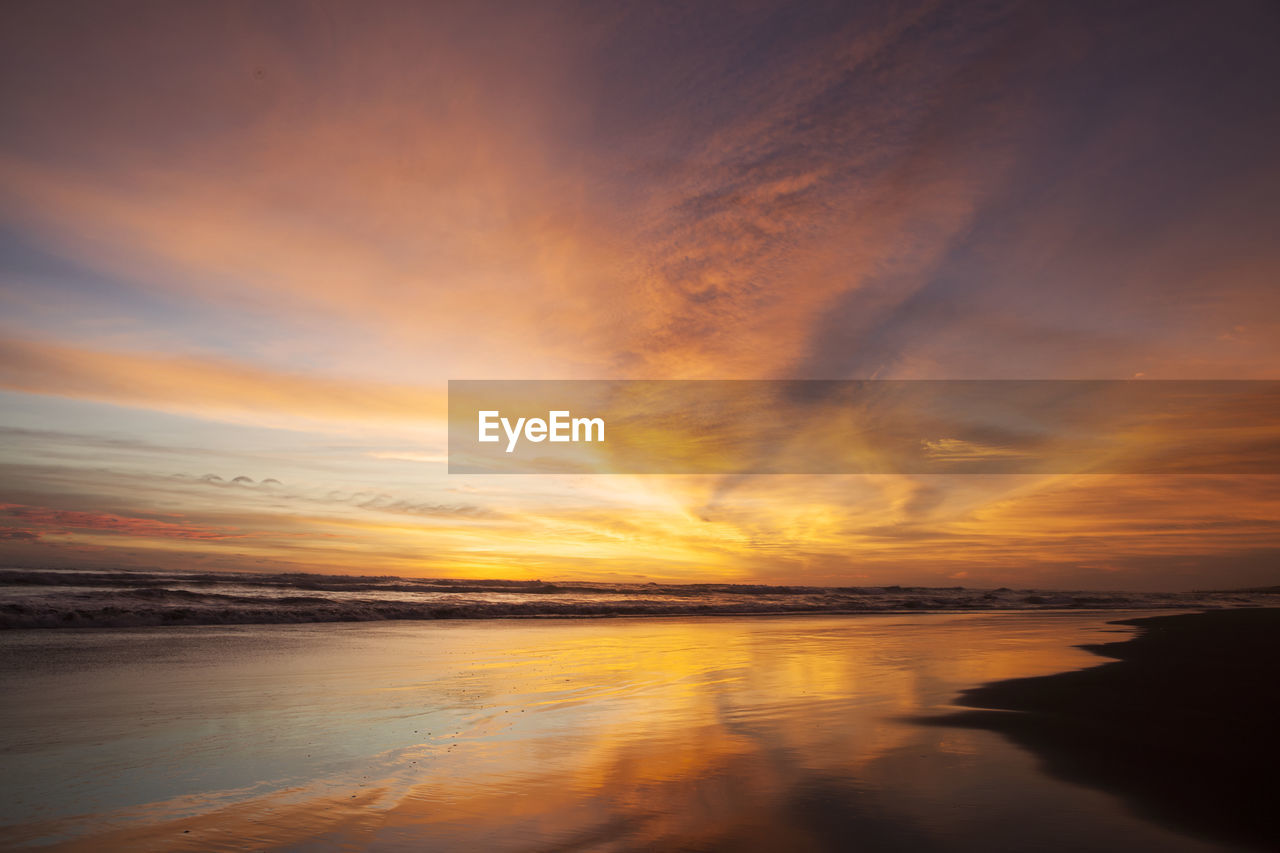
xmin=1 ymin=0 xmax=1278 ymax=589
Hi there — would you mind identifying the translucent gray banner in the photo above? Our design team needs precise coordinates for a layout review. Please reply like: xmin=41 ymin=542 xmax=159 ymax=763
xmin=448 ymin=380 xmax=1280 ymax=474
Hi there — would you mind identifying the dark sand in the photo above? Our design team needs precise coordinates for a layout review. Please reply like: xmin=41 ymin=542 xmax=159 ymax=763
xmin=930 ymin=609 xmax=1280 ymax=851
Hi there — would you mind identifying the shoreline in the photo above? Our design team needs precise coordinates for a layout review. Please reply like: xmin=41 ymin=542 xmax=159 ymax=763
xmin=3 ymin=568 xmax=1273 ymax=629
xmin=1 ymin=610 xmax=1212 ymax=851
xmin=0 ymin=603 xmax=1246 ymax=630
xmin=927 ymin=608 xmax=1280 ymax=851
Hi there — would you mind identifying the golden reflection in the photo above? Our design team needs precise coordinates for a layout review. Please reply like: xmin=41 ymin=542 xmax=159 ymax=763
xmin=5 ymin=614 xmax=1148 ymax=851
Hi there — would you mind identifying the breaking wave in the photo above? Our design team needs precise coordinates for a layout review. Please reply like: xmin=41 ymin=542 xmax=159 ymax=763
xmin=0 ymin=568 xmax=1273 ymax=629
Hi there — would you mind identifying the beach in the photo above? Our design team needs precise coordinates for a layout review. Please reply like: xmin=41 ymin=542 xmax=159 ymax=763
xmin=3 ymin=1 xmax=1278 ymax=849
xmin=0 ymin=610 xmax=1262 ymax=851
xmin=935 ymin=609 xmax=1280 ymax=851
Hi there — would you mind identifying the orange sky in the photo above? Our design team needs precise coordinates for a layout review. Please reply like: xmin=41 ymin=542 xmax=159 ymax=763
xmin=1 ymin=1 xmax=1277 ymax=589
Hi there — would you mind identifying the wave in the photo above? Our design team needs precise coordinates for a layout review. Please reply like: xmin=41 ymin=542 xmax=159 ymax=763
xmin=0 ymin=568 xmax=1273 ymax=629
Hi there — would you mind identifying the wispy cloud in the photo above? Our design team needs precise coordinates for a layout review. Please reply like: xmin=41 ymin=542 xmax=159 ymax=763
xmin=0 ymin=338 xmax=445 ymax=427
xmin=1 ymin=502 xmax=254 ymax=541
xmin=0 ymin=0 xmax=1277 ymax=587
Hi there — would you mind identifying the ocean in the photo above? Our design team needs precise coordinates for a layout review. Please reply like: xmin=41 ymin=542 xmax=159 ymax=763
xmin=0 ymin=568 xmax=1269 ymax=628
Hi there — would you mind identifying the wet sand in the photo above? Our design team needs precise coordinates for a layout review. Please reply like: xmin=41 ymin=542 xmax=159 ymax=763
xmin=932 ymin=609 xmax=1280 ymax=851
xmin=0 ymin=612 xmax=1252 ymax=851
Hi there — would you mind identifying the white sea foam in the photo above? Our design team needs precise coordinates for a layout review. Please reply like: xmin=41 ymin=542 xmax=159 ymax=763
xmin=0 ymin=568 xmax=1272 ymax=629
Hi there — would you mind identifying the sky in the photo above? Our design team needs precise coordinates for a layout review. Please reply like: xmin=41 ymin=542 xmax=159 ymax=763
xmin=1 ymin=0 xmax=1278 ymax=590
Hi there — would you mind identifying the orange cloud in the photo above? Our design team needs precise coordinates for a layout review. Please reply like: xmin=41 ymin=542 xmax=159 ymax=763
xmin=0 ymin=2 xmax=1277 ymax=589
xmin=1 ymin=503 xmax=252 ymax=541
xmin=0 ymin=337 xmax=444 ymax=427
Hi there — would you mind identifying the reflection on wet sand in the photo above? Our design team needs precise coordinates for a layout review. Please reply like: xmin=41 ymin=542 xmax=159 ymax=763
xmin=0 ymin=613 xmax=1234 ymax=851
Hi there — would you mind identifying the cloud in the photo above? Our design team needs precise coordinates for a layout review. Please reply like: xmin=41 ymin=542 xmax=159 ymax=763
xmin=0 ymin=502 xmax=254 ymax=541
xmin=367 ymin=452 xmax=448 ymax=464
xmin=0 ymin=1 xmax=1277 ymax=588
xmin=0 ymin=337 xmax=445 ymax=427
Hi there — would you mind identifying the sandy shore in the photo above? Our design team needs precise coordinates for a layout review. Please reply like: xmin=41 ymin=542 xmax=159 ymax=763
xmin=2 ymin=612 xmax=1232 ymax=852
xmin=931 ymin=609 xmax=1280 ymax=851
